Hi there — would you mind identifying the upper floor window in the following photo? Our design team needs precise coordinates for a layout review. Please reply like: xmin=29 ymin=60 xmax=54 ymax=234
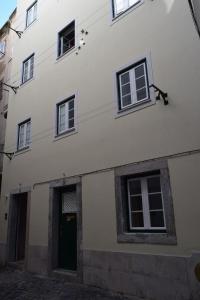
xmin=22 ymin=54 xmax=34 ymax=84
xmin=56 ymin=96 xmax=75 ymax=136
xmin=117 ymin=58 xmax=150 ymax=111
xmin=17 ymin=119 xmax=31 ymax=150
xmin=58 ymin=21 xmax=75 ymax=57
xmin=26 ymin=1 xmax=37 ymax=28
xmin=112 ymin=0 xmax=141 ymax=18
xmin=0 ymin=41 xmax=6 ymax=58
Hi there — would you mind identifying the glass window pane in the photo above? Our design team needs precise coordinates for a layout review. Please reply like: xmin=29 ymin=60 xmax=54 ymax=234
xmin=136 ymin=76 xmax=146 ymax=90
xmin=26 ymin=122 xmax=31 ymax=145
xmin=120 ymin=72 xmax=130 ymax=85
xmin=69 ymin=119 xmax=74 ymax=129
xmin=135 ymin=64 xmax=145 ymax=79
xmin=122 ymin=83 xmax=131 ymax=96
xmin=131 ymin=212 xmax=144 ymax=227
xmin=150 ymin=211 xmax=165 ymax=227
xmin=69 ymin=109 xmax=74 ymax=119
xmin=130 ymin=195 xmax=143 ymax=211
xmin=136 ymin=87 xmax=147 ymax=101
xmin=148 ymin=176 xmax=161 ymax=193
xmin=68 ymin=99 xmax=74 ymax=110
xmin=129 ymin=179 xmax=141 ymax=195
xmin=122 ymin=94 xmax=132 ymax=107
xmin=149 ymin=194 xmax=163 ymax=210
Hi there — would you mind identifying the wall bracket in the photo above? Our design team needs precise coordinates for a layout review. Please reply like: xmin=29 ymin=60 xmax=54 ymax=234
xmin=0 ymin=151 xmax=15 ymax=160
xmin=8 ymin=27 xmax=23 ymax=38
xmin=149 ymin=84 xmax=168 ymax=105
xmin=1 ymin=82 xmax=19 ymax=94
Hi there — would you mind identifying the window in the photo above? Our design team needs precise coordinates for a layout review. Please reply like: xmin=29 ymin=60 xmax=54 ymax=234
xmin=57 ymin=96 xmax=75 ymax=135
xmin=117 ymin=58 xmax=150 ymax=111
xmin=58 ymin=21 xmax=75 ymax=57
xmin=127 ymin=174 xmax=165 ymax=231
xmin=22 ymin=54 xmax=34 ymax=84
xmin=0 ymin=41 xmax=6 ymax=58
xmin=17 ymin=119 xmax=31 ymax=150
xmin=112 ymin=0 xmax=141 ymax=18
xmin=115 ymin=160 xmax=177 ymax=244
xmin=26 ymin=1 xmax=37 ymax=28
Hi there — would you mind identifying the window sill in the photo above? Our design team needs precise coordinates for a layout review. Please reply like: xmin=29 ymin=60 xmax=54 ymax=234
xmin=20 ymin=77 xmax=35 ymax=88
xmin=24 ymin=18 xmax=38 ymax=33
xmin=111 ymin=0 xmax=144 ymax=25
xmin=117 ymin=232 xmax=177 ymax=245
xmin=115 ymin=98 xmax=155 ymax=118
xmin=56 ymin=46 xmax=76 ymax=62
xmin=54 ymin=128 xmax=77 ymax=141
xmin=14 ymin=147 xmax=31 ymax=156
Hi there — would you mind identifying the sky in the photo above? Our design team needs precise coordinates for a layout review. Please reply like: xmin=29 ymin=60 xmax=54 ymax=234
xmin=0 ymin=0 xmax=17 ymax=28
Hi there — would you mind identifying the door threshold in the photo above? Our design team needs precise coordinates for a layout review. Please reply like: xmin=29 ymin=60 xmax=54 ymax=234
xmin=52 ymin=268 xmax=80 ymax=282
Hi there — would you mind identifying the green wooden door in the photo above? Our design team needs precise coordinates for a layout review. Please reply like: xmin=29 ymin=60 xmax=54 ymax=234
xmin=59 ymin=190 xmax=77 ymax=271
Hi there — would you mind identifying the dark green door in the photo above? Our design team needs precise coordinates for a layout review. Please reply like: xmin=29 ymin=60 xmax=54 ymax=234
xmin=59 ymin=212 xmax=77 ymax=270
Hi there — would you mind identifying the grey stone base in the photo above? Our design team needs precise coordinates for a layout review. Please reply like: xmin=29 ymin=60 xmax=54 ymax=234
xmin=27 ymin=245 xmax=48 ymax=275
xmin=0 ymin=242 xmax=6 ymax=266
xmin=83 ymin=250 xmax=200 ymax=300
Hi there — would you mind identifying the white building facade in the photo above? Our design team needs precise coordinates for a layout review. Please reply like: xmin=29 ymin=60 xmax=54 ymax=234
xmin=0 ymin=1 xmax=200 ymax=299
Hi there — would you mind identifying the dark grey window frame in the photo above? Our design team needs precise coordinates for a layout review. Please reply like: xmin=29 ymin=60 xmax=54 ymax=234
xmin=21 ymin=53 xmax=35 ymax=84
xmin=26 ymin=1 xmax=37 ymax=28
xmin=56 ymin=95 xmax=75 ymax=137
xmin=115 ymin=159 xmax=177 ymax=244
xmin=57 ymin=20 xmax=75 ymax=58
xmin=116 ymin=58 xmax=150 ymax=112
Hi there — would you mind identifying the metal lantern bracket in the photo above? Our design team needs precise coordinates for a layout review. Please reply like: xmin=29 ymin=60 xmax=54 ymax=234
xmin=8 ymin=26 xmax=23 ymax=38
xmin=0 ymin=151 xmax=15 ymax=160
xmin=1 ymin=82 xmax=19 ymax=94
xmin=149 ymin=84 xmax=169 ymax=105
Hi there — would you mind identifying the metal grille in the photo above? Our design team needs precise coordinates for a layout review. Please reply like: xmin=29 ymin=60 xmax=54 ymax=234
xmin=62 ymin=192 xmax=78 ymax=214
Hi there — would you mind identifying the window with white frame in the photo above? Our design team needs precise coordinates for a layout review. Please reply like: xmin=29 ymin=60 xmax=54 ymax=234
xmin=112 ymin=0 xmax=141 ymax=17
xmin=117 ymin=58 xmax=150 ymax=111
xmin=127 ymin=174 xmax=165 ymax=231
xmin=17 ymin=119 xmax=31 ymax=150
xmin=26 ymin=1 xmax=37 ymax=28
xmin=0 ymin=41 xmax=6 ymax=58
xmin=57 ymin=96 xmax=75 ymax=135
xmin=115 ymin=160 xmax=177 ymax=244
xmin=22 ymin=54 xmax=34 ymax=84
xmin=58 ymin=21 xmax=75 ymax=57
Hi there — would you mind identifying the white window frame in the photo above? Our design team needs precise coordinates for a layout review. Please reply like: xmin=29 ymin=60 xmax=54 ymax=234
xmin=17 ymin=119 xmax=31 ymax=150
xmin=57 ymin=96 xmax=75 ymax=135
xmin=127 ymin=175 xmax=166 ymax=231
xmin=22 ymin=54 xmax=34 ymax=84
xmin=26 ymin=1 xmax=37 ymax=28
xmin=112 ymin=0 xmax=141 ymax=18
xmin=0 ymin=41 xmax=6 ymax=58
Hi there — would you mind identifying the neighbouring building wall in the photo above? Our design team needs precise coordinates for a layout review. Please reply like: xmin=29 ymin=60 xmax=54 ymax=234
xmin=0 ymin=0 xmax=200 ymax=299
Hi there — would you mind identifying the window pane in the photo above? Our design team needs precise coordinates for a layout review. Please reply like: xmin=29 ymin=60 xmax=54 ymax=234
xmin=120 ymin=72 xmax=130 ymax=85
xmin=69 ymin=119 xmax=74 ymax=129
xmin=115 ymin=0 xmax=126 ymax=14
xmin=135 ymin=64 xmax=145 ymax=79
xmin=149 ymin=194 xmax=163 ymax=210
xmin=59 ymin=21 xmax=75 ymax=56
xmin=130 ymin=195 xmax=143 ymax=211
xmin=122 ymin=94 xmax=132 ymax=107
xmin=122 ymin=83 xmax=131 ymax=96
xmin=26 ymin=122 xmax=31 ymax=145
xmin=136 ymin=87 xmax=147 ymax=101
xmin=131 ymin=212 xmax=144 ymax=227
xmin=19 ymin=124 xmax=25 ymax=148
xmin=136 ymin=76 xmax=146 ymax=90
xmin=68 ymin=100 xmax=74 ymax=110
xmin=59 ymin=104 xmax=66 ymax=132
xmin=150 ymin=211 xmax=164 ymax=227
xmin=129 ymin=179 xmax=141 ymax=195
xmin=69 ymin=109 xmax=74 ymax=119
xmin=147 ymin=176 xmax=161 ymax=193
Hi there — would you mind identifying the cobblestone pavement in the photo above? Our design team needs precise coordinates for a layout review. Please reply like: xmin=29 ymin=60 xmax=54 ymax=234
xmin=0 ymin=267 xmax=130 ymax=300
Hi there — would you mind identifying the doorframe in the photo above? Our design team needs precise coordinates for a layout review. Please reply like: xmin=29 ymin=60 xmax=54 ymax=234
xmin=7 ymin=187 xmax=31 ymax=269
xmin=48 ymin=176 xmax=83 ymax=282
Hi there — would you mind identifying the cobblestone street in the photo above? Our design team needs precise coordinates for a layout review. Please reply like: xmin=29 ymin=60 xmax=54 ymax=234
xmin=0 ymin=267 xmax=130 ymax=300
